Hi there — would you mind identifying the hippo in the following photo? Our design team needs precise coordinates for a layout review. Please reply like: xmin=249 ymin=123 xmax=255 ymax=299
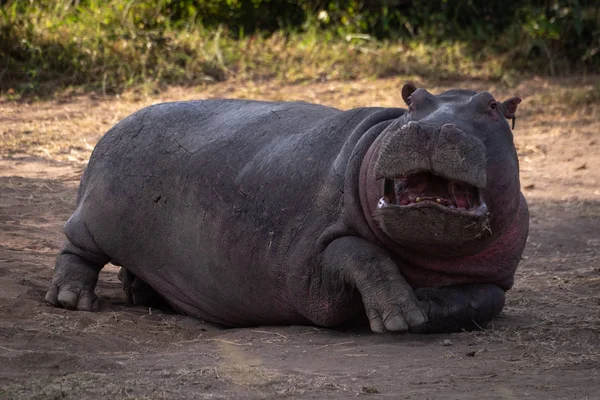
xmin=45 ymin=84 xmax=529 ymax=333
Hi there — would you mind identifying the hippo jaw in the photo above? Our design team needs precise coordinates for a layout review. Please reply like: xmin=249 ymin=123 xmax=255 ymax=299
xmin=372 ymin=178 xmax=492 ymax=253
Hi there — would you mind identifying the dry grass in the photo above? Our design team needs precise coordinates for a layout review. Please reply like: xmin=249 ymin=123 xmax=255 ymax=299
xmin=2 ymin=75 xmax=599 ymax=165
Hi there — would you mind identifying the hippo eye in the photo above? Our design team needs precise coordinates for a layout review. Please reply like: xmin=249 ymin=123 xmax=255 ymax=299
xmin=406 ymin=96 xmax=412 ymax=106
xmin=489 ymin=101 xmax=497 ymax=110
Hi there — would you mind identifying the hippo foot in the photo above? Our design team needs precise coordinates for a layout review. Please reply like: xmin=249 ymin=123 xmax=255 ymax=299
xmin=45 ymin=242 xmax=105 ymax=311
xmin=311 ymin=236 xmax=428 ymax=333
xmin=45 ymin=283 xmax=98 ymax=311
xmin=360 ymin=276 xmax=428 ymax=333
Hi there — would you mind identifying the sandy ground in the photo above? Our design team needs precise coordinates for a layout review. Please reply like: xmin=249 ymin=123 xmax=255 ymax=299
xmin=0 ymin=76 xmax=599 ymax=399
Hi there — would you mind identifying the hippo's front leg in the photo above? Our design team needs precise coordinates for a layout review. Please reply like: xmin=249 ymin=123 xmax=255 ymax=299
xmin=302 ymin=236 xmax=428 ymax=333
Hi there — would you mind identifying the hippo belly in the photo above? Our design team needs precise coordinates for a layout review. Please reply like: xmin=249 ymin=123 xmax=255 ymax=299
xmin=66 ymin=100 xmax=393 ymax=326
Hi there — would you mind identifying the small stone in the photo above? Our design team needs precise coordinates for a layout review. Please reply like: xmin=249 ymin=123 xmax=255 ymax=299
xmin=442 ymin=339 xmax=453 ymax=346
xmin=523 ymin=184 xmax=535 ymax=190
xmin=466 ymin=350 xmax=477 ymax=357
xmin=362 ymin=386 xmax=379 ymax=394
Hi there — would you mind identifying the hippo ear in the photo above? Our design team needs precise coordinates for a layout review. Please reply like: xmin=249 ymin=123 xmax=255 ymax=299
xmin=500 ymin=97 xmax=521 ymax=119
xmin=499 ymin=97 xmax=521 ymax=129
xmin=401 ymin=83 xmax=417 ymax=106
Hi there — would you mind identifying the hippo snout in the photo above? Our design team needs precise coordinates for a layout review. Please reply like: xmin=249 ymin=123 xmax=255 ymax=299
xmin=431 ymin=123 xmax=486 ymax=189
xmin=374 ymin=121 xmax=487 ymax=189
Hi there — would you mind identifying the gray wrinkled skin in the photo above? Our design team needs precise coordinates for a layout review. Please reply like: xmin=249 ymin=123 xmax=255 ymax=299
xmin=46 ymin=88 xmax=527 ymax=334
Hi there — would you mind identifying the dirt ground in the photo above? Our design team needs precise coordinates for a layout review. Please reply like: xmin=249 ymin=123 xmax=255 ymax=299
xmin=1 ymin=76 xmax=599 ymax=399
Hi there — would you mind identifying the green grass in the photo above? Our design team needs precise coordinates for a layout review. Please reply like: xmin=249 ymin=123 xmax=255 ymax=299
xmin=0 ymin=0 xmax=596 ymax=99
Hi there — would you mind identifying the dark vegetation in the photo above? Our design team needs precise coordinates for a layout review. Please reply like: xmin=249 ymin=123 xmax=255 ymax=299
xmin=1 ymin=0 xmax=598 ymax=97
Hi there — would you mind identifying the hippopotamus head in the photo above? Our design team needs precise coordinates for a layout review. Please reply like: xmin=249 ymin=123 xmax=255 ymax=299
xmin=365 ymin=84 xmax=523 ymax=258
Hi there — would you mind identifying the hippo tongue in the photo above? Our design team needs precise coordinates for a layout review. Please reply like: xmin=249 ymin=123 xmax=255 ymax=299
xmin=448 ymin=180 xmax=474 ymax=209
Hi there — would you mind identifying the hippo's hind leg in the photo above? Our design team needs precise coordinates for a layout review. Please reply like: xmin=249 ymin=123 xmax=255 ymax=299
xmin=45 ymin=212 xmax=109 ymax=311
xmin=118 ymin=268 xmax=169 ymax=309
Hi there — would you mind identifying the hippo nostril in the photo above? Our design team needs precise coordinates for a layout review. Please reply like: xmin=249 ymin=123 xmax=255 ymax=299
xmin=440 ymin=123 xmax=460 ymax=133
xmin=406 ymin=121 xmax=421 ymax=130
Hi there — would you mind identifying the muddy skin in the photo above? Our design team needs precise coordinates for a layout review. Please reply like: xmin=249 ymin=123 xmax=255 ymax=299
xmin=46 ymin=85 xmax=529 ymax=333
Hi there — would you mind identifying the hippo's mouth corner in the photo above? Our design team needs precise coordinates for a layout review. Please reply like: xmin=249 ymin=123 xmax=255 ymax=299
xmin=377 ymin=171 xmax=488 ymax=216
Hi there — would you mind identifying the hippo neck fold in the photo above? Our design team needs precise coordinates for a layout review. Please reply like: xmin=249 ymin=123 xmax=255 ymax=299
xmin=359 ymin=132 xmax=398 ymax=251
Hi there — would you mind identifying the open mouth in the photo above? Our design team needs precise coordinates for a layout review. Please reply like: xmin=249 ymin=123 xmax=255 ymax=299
xmin=377 ymin=171 xmax=487 ymax=214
